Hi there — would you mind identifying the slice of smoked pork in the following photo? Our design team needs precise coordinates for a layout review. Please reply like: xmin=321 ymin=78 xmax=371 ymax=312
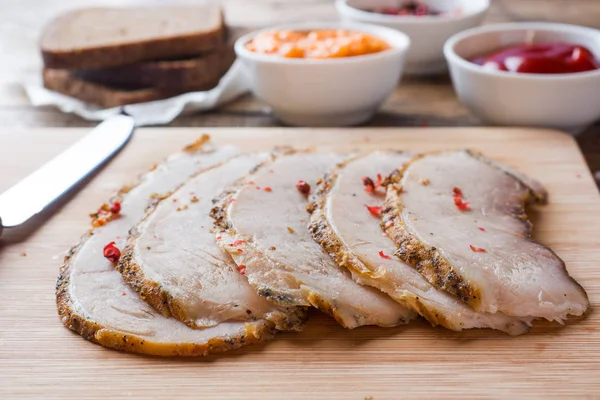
xmin=382 ymin=150 xmax=589 ymax=322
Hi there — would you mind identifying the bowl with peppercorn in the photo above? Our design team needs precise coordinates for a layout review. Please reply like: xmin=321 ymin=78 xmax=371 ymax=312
xmin=444 ymin=22 xmax=600 ymax=131
xmin=336 ymin=0 xmax=490 ymax=75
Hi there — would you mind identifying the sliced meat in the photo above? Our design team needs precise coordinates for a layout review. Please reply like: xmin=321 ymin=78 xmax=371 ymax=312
xmin=308 ymin=151 xmax=531 ymax=335
xmin=211 ymin=151 xmax=416 ymax=329
xmin=118 ymin=153 xmax=306 ymax=332
xmin=56 ymin=137 xmax=277 ymax=356
xmin=382 ymin=150 xmax=589 ymax=322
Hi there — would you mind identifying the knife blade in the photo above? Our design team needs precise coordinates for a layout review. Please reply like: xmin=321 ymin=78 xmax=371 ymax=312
xmin=0 ymin=115 xmax=135 ymax=236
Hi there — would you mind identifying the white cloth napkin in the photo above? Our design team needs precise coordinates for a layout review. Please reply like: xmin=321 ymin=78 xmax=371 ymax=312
xmin=24 ymin=60 xmax=251 ymax=126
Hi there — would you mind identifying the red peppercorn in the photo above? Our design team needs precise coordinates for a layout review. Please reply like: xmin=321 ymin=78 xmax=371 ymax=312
xmin=103 ymin=241 xmax=121 ymax=263
xmin=296 ymin=180 xmax=311 ymax=195
xmin=110 ymin=201 xmax=121 ymax=214
xmin=362 ymin=176 xmax=375 ymax=192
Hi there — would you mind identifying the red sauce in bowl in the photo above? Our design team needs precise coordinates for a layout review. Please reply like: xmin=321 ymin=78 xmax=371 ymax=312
xmin=472 ymin=42 xmax=600 ymax=74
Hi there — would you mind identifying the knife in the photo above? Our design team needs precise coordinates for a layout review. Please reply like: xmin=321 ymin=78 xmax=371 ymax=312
xmin=0 ymin=115 xmax=135 ymax=237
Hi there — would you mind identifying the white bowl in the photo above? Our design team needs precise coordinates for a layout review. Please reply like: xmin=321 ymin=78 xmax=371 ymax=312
xmin=444 ymin=22 xmax=600 ymax=131
xmin=234 ymin=22 xmax=410 ymax=127
xmin=336 ymin=0 xmax=489 ymax=75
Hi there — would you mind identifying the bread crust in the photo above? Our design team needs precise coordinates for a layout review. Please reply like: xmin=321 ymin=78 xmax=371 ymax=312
xmin=42 ymin=68 xmax=219 ymax=108
xmin=41 ymin=7 xmax=224 ymax=69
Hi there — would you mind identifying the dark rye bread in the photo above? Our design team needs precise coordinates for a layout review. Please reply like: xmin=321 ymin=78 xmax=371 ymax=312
xmin=74 ymin=39 xmax=236 ymax=91
xmin=42 ymin=68 xmax=220 ymax=108
xmin=41 ymin=5 xmax=224 ymax=69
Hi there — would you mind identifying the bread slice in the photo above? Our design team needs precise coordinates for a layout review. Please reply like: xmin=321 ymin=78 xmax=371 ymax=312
xmin=74 ymin=43 xmax=235 ymax=91
xmin=42 ymin=68 xmax=219 ymax=108
xmin=41 ymin=5 xmax=224 ymax=69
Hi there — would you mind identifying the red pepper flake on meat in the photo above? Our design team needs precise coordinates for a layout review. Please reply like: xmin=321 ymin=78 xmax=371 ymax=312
xmin=264 ymin=187 xmax=273 ymax=192
xmin=216 ymin=236 xmax=222 ymax=241
xmin=296 ymin=180 xmax=311 ymax=195
xmin=237 ymin=265 xmax=247 ymax=275
xmin=229 ymin=239 xmax=245 ymax=246
xmin=363 ymin=176 xmax=376 ymax=192
xmin=478 ymin=227 xmax=486 ymax=232
xmin=363 ymin=174 xmax=383 ymax=193
xmin=122 ymin=292 xmax=127 ymax=296
xmin=454 ymin=197 xmax=471 ymax=211
xmin=379 ymin=250 xmax=392 ymax=260
xmin=452 ymin=187 xmax=471 ymax=211
xmin=365 ymin=205 xmax=382 ymax=218
xmin=103 ymin=241 xmax=121 ymax=263
xmin=92 ymin=219 xmax=107 ymax=228
xmin=247 ymin=181 xmax=255 ymax=185
xmin=229 ymin=198 xmax=236 ymax=204
xmin=470 ymin=245 xmax=487 ymax=253
xmin=237 ymin=248 xmax=243 ymax=253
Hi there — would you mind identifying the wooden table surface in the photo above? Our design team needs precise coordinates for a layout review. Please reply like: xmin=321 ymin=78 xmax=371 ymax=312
xmin=1 ymin=0 xmax=599 ymax=179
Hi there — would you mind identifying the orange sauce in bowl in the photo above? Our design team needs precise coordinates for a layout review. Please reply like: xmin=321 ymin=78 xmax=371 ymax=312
xmin=245 ymin=30 xmax=391 ymax=59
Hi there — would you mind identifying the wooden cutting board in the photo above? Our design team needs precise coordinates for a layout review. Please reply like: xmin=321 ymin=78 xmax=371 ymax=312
xmin=1 ymin=127 xmax=599 ymax=400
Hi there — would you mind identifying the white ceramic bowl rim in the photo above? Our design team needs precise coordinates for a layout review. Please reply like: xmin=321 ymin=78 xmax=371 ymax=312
xmin=234 ymin=21 xmax=411 ymax=65
xmin=444 ymin=22 xmax=600 ymax=80
xmin=335 ymin=0 xmax=490 ymax=23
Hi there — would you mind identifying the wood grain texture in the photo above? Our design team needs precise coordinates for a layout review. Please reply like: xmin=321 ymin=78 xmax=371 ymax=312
xmin=0 ymin=127 xmax=599 ymax=399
